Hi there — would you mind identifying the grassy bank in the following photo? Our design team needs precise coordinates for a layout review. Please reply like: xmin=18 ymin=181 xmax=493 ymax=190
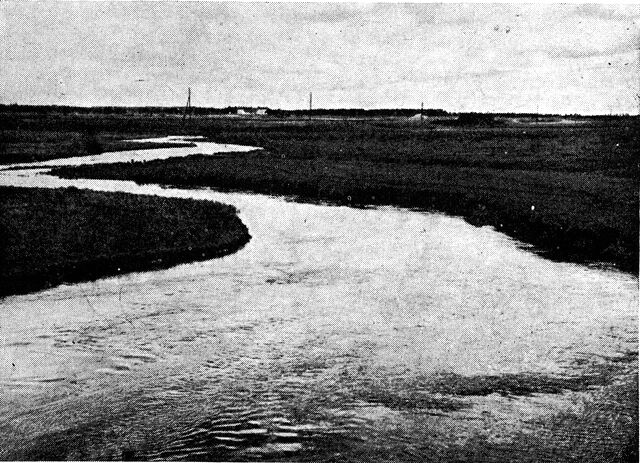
xmin=3 ymin=110 xmax=637 ymax=272
xmin=0 ymin=186 xmax=250 ymax=297
xmin=52 ymin=118 xmax=638 ymax=273
xmin=0 ymin=127 xmax=194 ymax=164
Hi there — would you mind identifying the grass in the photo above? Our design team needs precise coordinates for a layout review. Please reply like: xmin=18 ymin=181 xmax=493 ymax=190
xmin=0 ymin=109 xmax=208 ymax=166
xmin=0 ymin=127 xmax=193 ymax=164
xmin=52 ymin=116 xmax=638 ymax=273
xmin=0 ymin=186 xmax=250 ymax=297
xmin=2 ymin=109 xmax=637 ymax=279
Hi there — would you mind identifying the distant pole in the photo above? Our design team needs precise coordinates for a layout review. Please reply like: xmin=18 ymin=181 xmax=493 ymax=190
xmin=309 ymin=92 xmax=313 ymax=121
xmin=421 ymin=102 xmax=424 ymax=124
xmin=182 ymin=87 xmax=191 ymax=124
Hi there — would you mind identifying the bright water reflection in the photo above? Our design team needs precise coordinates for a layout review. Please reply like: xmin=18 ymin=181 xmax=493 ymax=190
xmin=0 ymin=137 xmax=636 ymax=460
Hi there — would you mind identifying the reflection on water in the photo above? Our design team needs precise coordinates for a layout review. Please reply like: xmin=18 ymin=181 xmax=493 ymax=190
xmin=0 ymin=137 xmax=636 ymax=460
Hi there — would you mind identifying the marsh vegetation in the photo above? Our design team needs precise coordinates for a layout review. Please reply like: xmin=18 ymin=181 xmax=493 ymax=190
xmin=0 ymin=186 xmax=250 ymax=296
xmin=47 ymin=114 xmax=638 ymax=273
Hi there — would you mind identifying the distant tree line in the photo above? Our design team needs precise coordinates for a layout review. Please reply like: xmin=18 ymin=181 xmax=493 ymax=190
xmin=0 ymin=104 xmax=446 ymax=117
xmin=268 ymin=108 xmax=448 ymax=117
xmin=0 ymin=104 xmax=633 ymax=119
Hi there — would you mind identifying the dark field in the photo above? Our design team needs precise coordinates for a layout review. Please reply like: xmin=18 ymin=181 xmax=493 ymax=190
xmin=47 ymin=114 xmax=638 ymax=274
xmin=0 ymin=123 xmax=193 ymax=165
xmin=0 ymin=186 xmax=250 ymax=297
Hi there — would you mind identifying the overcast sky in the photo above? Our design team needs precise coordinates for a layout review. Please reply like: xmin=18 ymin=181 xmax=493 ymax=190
xmin=1 ymin=2 xmax=638 ymax=114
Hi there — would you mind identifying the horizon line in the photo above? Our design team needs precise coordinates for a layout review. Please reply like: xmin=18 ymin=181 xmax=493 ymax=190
xmin=0 ymin=103 xmax=636 ymax=117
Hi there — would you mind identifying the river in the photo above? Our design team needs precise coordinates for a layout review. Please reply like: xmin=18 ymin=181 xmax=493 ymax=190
xmin=0 ymin=137 xmax=637 ymax=460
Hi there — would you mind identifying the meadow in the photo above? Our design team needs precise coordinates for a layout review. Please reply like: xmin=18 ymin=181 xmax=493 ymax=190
xmin=43 ymin=113 xmax=638 ymax=274
xmin=0 ymin=127 xmax=193 ymax=165
xmin=0 ymin=186 xmax=250 ymax=296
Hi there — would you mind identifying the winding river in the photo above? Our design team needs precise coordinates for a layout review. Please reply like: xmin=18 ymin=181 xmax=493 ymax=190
xmin=0 ymin=137 xmax=637 ymax=460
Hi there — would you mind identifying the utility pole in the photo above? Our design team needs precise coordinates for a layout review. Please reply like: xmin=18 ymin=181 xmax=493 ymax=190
xmin=421 ymin=102 xmax=424 ymax=124
xmin=309 ymin=92 xmax=313 ymax=121
xmin=182 ymin=87 xmax=191 ymax=125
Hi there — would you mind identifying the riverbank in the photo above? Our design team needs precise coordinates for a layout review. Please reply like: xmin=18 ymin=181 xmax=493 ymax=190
xmin=1 ymin=127 xmax=194 ymax=164
xmin=53 ymin=142 xmax=638 ymax=274
xmin=0 ymin=186 xmax=250 ymax=297
xmin=4 ymin=112 xmax=637 ymax=273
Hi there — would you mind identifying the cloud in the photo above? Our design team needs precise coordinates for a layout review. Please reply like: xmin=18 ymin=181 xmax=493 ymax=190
xmin=544 ymin=41 xmax=638 ymax=60
xmin=571 ymin=4 xmax=640 ymax=22
xmin=1 ymin=2 xmax=637 ymax=114
xmin=286 ymin=4 xmax=363 ymax=24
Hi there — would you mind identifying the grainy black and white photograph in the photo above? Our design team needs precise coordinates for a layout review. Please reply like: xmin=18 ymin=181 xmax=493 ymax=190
xmin=0 ymin=1 xmax=638 ymax=461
